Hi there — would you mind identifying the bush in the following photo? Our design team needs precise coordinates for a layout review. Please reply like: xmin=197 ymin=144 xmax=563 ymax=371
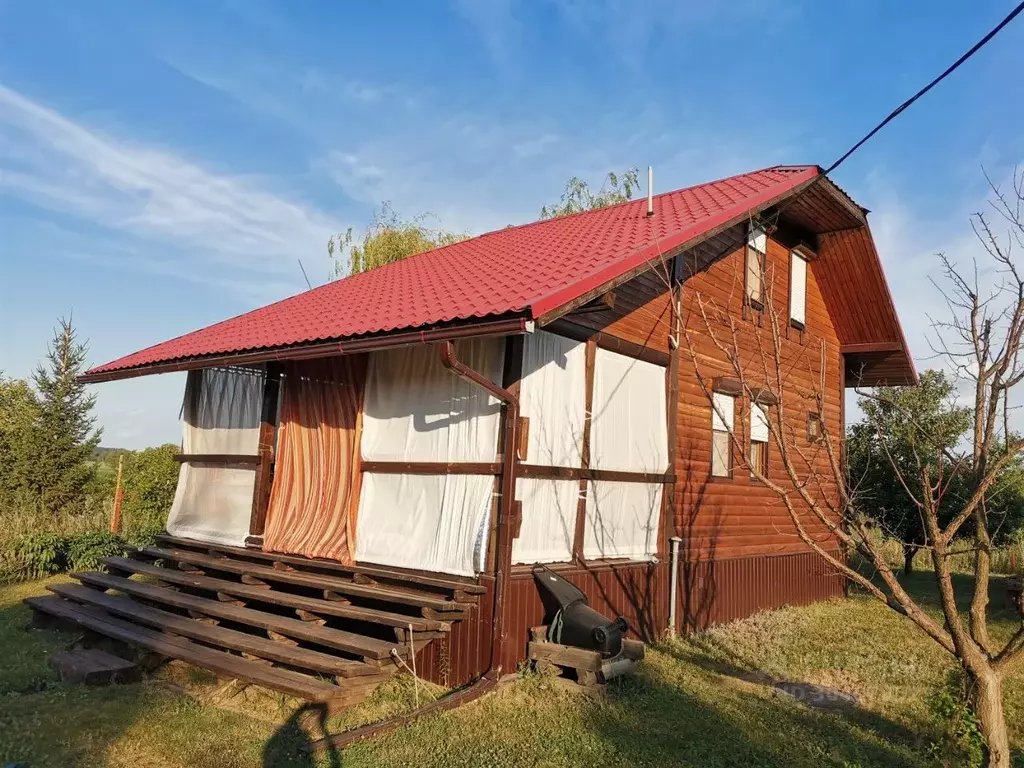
xmin=65 ymin=531 xmax=130 ymax=571
xmin=927 ymin=671 xmax=985 ymax=768
xmin=0 ymin=531 xmax=130 ymax=583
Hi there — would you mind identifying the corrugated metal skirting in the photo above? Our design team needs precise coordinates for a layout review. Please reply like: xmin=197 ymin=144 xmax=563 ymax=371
xmin=413 ymin=549 xmax=845 ymax=686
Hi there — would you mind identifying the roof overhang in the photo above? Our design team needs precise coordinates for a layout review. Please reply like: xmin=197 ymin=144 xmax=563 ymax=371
xmin=79 ymin=315 xmax=533 ymax=384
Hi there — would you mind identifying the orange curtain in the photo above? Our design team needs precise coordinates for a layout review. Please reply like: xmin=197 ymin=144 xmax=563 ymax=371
xmin=262 ymin=355 xmax=367 ymax=562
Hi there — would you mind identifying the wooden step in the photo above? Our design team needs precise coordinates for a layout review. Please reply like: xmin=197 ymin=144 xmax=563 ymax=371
xmin=72 ymin=571 xmax=405 ymax=661
xmin=50 ymin=648 xmax=139 ymax=685
xmin=24 ymin=595 xmax=345 ymax=702
xmin=103 ymin=557 xmax=449 ymax=632
xmin=136 ymin=546 xmax=472 ymax=614
xmin=156 ymin=534 xmax=486 ymax=595
xmin=50 ymin=583 xmax=383 ymax=679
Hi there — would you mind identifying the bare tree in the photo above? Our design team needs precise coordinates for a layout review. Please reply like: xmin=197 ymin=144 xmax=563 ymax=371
xmin=670 ymin=172 xmax=1024 ymax=767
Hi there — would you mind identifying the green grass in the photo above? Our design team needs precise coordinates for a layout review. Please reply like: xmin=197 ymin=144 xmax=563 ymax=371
xmin=0 ymin=574 xmax=1021 ymax=767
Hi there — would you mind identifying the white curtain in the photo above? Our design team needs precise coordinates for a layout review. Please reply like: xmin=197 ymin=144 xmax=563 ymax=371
xmin=512 ymin=478 xmax=580 ymax=564
xmin=585 ymin=348 xmax=668 ymax=560
xmin=583 ymin=480 xmax=664 ymax=560
xmin=590 ymin=349 xmax=669 ymax=473
xmin=355 ymin=338 xmax=504 ymax=575
xmin=355 ymin=474 xmax=495 ymax=576
xmin=512 ymin=331 xmax=586 ymax=564
xmin=518 ymin=331 xmax=586 ymax=466
xmin=167 ymin=367 xmax=264 ymax=547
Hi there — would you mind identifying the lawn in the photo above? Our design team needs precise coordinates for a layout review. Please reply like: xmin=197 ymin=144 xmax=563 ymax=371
xmin=0 ymin=573 xmax=1021 ymax=767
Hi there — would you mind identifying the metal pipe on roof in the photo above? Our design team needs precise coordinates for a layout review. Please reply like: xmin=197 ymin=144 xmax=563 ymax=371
xmin=647 ymin=166 xmax=654 ymax=217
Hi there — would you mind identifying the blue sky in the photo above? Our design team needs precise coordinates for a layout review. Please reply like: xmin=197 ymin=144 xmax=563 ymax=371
xmin=1 ymin=0 xmax=1022 ymax=448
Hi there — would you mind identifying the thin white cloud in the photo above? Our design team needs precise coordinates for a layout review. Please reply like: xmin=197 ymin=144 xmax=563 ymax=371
xmin=0 ymin=83 xmax=341 ymax=290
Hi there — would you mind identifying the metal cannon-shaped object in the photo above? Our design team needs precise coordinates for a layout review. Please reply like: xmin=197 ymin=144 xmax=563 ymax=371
xmin=533 ymin=565 xmax=628 ymax=657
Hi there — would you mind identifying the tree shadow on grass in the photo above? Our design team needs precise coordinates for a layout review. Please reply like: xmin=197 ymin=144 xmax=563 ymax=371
xmin=656 ymin=637 xmax=930 ymax=755
xmin=588 ymin=671 xmax=929 ymax=767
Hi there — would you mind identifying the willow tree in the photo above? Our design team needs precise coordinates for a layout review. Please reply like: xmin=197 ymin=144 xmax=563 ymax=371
xmin=539 ymin=167 xmax=641 ymax=219
xmin=327 ymin=202 xmax=467 ymax=278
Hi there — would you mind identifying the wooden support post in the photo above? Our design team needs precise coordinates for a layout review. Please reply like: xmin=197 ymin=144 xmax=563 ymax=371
xmin=110 ymin=454 xmax=124 ymax=534
xmin=248 ymin=362 xmax=282 ymax=544
xmin=573 ymin=338 xmax=597 ymax=562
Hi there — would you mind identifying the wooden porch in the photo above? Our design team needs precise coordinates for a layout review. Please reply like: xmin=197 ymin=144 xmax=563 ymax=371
xmin=25 ymin=534 xmax=485 ymax=710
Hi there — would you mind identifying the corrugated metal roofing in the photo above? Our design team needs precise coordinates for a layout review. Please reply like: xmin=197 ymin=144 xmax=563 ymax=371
xmin=86 ymin=165 xmax=819 ymax=376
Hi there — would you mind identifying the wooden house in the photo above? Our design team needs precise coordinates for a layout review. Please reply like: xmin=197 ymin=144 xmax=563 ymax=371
xmin=28 ymin=165 xmax=915 ymax=708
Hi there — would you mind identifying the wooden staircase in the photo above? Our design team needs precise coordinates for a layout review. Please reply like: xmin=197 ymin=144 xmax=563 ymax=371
xmin=25 ymin=534 xmax=484 ymax=711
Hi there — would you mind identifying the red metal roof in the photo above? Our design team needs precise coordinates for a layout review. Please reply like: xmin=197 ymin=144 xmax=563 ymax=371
xmin=86 ymin=165 xmax=819 ymax=377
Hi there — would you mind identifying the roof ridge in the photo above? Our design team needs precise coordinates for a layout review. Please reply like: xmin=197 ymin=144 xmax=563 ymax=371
xmin=314 ymin=165 xmax=819 ymax=288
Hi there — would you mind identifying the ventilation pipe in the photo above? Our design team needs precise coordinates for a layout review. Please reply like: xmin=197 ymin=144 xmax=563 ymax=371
xmin=646 ymin=166 xmax=654 ymax=217
xmin=668 ymin=536 xmax=682 ymax=636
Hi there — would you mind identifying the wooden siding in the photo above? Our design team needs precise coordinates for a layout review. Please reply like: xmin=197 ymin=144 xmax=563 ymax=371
xmin=675 ymin=228 xmax=843 ymax=559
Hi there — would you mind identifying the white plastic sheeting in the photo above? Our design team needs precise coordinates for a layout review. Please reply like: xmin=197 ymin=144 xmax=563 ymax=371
xmin=355 ymin=338 xmax=504 ymax=576
xmin=166 ymin=367 xmax=264 ymax=547
xmin=583 ymin=480 xmax=663 ymax=560
xmin=712 ymin=391 xmax=735 ymax=432
xmin=512 ymin=478 xmax=580 ymax=564
xmin=355 ymin=473 xmax=496 ymax=576
xmin=360 ymin=338 xmax=503 ymax=463
xmin=590 ymin=349 xmax=668 ymax=473
xmin=518 ymin=331 xmax=587 ymax=467
xmin=584 ymin=348 xmax=668 ymax=560
xmin=512 ymin=331 xmax=587 ymax=565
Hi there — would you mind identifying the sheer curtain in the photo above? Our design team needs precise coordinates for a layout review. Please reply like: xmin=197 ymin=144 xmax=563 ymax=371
xmin=512 ymin=331 xmax=586 ymax=564
xmin=355 ymin=338 xmax=504 ymax=576
xmin=166 ymin=367 xmax=264 ymax=547
xmin=584 ymin=349 xmax=668 ymax=560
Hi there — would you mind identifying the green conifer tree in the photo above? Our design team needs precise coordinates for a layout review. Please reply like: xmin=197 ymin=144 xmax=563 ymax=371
xmin=30 ymin=317 xmax=102 ymax=517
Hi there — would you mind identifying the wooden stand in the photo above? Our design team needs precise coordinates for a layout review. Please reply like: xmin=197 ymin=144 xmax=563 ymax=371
xmin=527 ymin=626 xmax=644 ymax=688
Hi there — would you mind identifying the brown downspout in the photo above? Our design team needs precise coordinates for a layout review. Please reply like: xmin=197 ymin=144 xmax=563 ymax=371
xmin=310 ymin=338 xmax=521 ymax=752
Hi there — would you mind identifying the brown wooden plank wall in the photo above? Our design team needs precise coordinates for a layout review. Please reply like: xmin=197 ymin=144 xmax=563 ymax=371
xmin=413 ymin=576 xmax=494 ymax=687
xmin=675 ymin=227 xmax=843 ymax=560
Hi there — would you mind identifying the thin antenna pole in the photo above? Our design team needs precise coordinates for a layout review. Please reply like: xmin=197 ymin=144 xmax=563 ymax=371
xmin=646 ymin=166 xmax=654 ymax=217
xmin=297 ymin=258 xmax=313 ymax=290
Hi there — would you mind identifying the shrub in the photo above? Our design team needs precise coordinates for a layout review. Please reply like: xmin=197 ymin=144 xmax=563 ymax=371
xmin=0 ymin=530 xmax=130 ymax=583
xmin=927 ymin=671 xmax=985 ymax=768
xmin=5 ymin=532 xmax=69 ymax=581
xmin=65 ymin=531 xmax=129 ymax=571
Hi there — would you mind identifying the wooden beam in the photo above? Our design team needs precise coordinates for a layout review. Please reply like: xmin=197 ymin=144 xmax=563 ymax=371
xmin=547 ymin=319 xmax=670 ymax=367
xmin=174 ymin=453 xmax=260 ymax=466
xmin=360 ymin=461 xmax=502 ymax=476
xmin=841 ymin=341 xmax=903 ymax=355
xmin=249 ymin=363 xmax=282 ymax=539
xmin=518 ymin=465 xmax=674 ymax=484
xmin=573 ymin=339 xmax=596 ymax=562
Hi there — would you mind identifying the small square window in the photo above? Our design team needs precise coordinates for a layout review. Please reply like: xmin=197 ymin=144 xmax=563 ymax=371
xmin=807 ymin=413 xmax=822 ymax=443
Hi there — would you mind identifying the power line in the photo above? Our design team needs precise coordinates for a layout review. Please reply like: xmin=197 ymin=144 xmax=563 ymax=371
xmin=824 ymin=0 xmax=1024 ymax=176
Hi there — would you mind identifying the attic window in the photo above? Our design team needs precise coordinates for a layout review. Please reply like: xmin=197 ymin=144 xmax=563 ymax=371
xmin=790 ymin=251 xmax=807 ymax=329
xmin=745 ymin=227 xmax=767 ymax=309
